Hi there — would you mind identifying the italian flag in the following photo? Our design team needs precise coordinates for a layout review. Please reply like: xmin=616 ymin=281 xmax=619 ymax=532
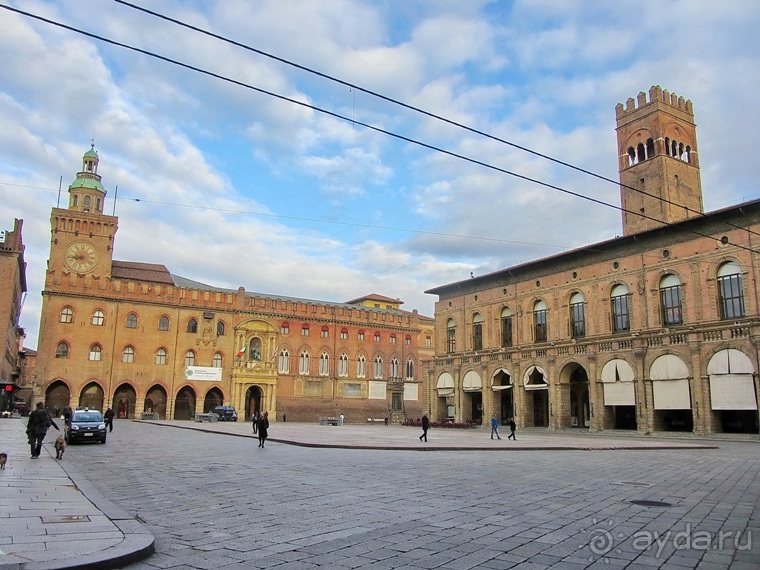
xmin=235 ymin=346 xmax=246 ymax=359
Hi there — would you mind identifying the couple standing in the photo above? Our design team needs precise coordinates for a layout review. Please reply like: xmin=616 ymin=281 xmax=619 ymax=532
xmin=252 ymin=410 xmax=269 ymax=447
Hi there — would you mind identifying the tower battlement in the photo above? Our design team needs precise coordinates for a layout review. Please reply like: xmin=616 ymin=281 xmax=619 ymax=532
xmin=616 ymin=85 xmax=693 ymax=119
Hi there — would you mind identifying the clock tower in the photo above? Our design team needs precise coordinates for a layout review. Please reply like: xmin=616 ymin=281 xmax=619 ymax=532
xmin=48 ymin=144 xmax=118 ymax=283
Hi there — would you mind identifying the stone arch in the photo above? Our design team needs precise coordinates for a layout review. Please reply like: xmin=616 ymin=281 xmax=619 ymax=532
xmin=45 ymin=380 xmax=70 ymax=414
xmin=174 ymin=386 xmax=196 ymax=420
xmin=204 ymin=386 xmax=224 ymax=413
xmin=112 ymin=382 xmax=137 ymax=419
xmin=144 ymin=384 xmax=168 ymax=419
xmin=79 ymin=381 xmax=105 ymax=411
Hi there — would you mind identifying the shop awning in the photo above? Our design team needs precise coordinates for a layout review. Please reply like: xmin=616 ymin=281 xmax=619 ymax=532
xmin=603 ymin=382 xmax=635 ymax=406
xmin=462 ymin=370 xmax=482 ymax=392
xmin=709 ymin=375 xmax=758 ymax=410
xmin=492 ymin=385 xmax=513 ymax=391
xmin=601 ymin=359 xmax=635 ymax=383
xmin=653 ymin=379 xmax=691 ymax=410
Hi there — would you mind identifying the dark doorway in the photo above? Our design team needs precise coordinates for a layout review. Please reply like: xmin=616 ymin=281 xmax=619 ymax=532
xmin=79 ymin=382 xmax=104 ymax=411
xmin=614 ymin=406 xmax=637 ymax=430
xmin=533 ymin=390 xmax=548 ymax=427
xmin=45 ymin=380 xmax=70 ymax=414
xmin=112 ymin=383 xmax=136 ymax=419
xmin=718 ymin=410 xmax=759 ymax=434
xmin=144 ymin=385 xmax=167 ymax=419
xmin=245 ymin=386 xmax=263 ymax=421
xmin=174 ymin=387 xmax=196 ymax=420
xmin=204 ymin=387 xmax=224 ymax=413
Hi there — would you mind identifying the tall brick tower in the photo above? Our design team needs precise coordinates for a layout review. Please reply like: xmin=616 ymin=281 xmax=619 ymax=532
xmin=615 ymin=85 xmax=703 ymax=236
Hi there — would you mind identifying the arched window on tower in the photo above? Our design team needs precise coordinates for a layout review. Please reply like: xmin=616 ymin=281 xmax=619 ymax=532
xmin=55 ymin=342 xmax=69 ymax=359
xmin=646 ymin=138 xmax=654 ymax=159
xmin=627 ymin=147 xmax=636 ymax=166
xmin=636 ymin=143 xmax=646 ymax=163
xmin=83 ymin=195 xmax=91 ymax=212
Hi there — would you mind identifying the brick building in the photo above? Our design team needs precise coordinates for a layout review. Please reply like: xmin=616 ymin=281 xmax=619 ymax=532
xmin=33 ymin=146 xmax=433 ymax=423
xmin=0 ymin=218 xmax=27 ymax=413
xmin=425 ymin=86 xmax=759 ymax=436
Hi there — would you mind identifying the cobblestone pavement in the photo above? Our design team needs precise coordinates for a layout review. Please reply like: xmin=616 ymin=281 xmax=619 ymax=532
xmin=72 ymin=421 xmax=758 ymax=569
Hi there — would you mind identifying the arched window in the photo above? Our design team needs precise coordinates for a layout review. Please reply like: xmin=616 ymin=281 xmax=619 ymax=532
xmin=55 ymin=342 xmax=69 ymax=359
xmin=321 ymin=326 xmax=329 ymax=338
xmin=570 ymin=292 xmax=585 ymax=338
xmin=390 ymin=357 xmax=399 ymax=379
xmin=406 ymin=358 xmax=415 ymax=380
xmin=187 ymin=318 xmax=198 ymax=333
xmin=83 ymin=195 xmax=92 ymax=212
xmin=184 ymin=350 xmax=196 ymax=367
xmin=534 ymin=300 xmax=548 ymax=342
xmin=636 ymin=142 xmax=646 ymax=163
xmin=405 ymin=334 xmax=411 ymax=346
xmin=122 ymin=346 xmax=135 ymax=363
xmin=158 ymin=315 xmax=170 ymax=331
xmin=390 ymin=333 xmax=397 ymax=344
xmin=299 ymin=351 xmax=310 ymax=375
xmin=501 ymin=308 xmax=513 ymax=348
xmin=60 ymin=306 xmax=74 ymax=324
xmin=216 ymin=321 xmax=226 ymax=336
xmin=446 ymin=319 xmax=456 ymax=354
xmin=357 ymin=355 xmax=366 ymax=378
xmin=89 ymin=344 xmax=102 ymax=361
xmin=646 ymin=138 xmax=655 ymax=159
xmin=212 ymin=352 xmax=223 ymax=368
xmin=627 ymin=147 xmax=636 ymax=166
xmin=374 ymin=332 xmax=381 ymax=343
xmin=660 ymin=274 xmax=683 ymax=326
xmin=91 ymin=310 xmax=105 ymax=326
xmin=155 ymin=348 xmax=167 ymax=365
xmin=338 ymin=354 xmax=348 ymax=377
xmin=301 ymin=323 xmax=310 ymax=336
xmin=126 ymin=312 xmax=138 ymax=329
xmin=358 ymin=329 xmax=365 ymax=341
xmin=281 ymin=322 xmax=290 ymax=334
xmin=373 ymin=356 xmax=383 ymax=379
xmin=717 ymin=261 xmax=745 ymax=319
xmin=319 ymin=353 xmax=330 ymax=376
xmin=611 ymin=284 xmax=631 ymax=332
xmin=472 ymin=313 xmax=483 ymax=351
xmin=340 ymin=327 xmax=348 ymax=340
xmin=278 ymin=349 xmax=290 ymax=374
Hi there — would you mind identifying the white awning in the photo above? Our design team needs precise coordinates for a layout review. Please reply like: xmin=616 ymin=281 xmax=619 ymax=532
xmin=523 ymin=365 xmax=547 ymax=386
xmin=492 ymin=385 xmax=513 ymax=391
xmin=603 ymin=382 xmax=635 ymax=406
xmin=650 ymin=355 xmax=689 ymax=380
xmin=601 ymin=359 xmax=635 ymax=383
xmin=436 ymin=388 xmax=454 ymax=397
xmin=462 ymin=370 xmax=482 ymax=392
xmin=491 ymin=367 xmax=511 ymax=379
xmin=524 ymin=383 xmax=548 ymax=391
xmin=436 ymin=373 xmax=454 ymax=390
xmin=653 ymin=379 xmax=691 ymax=410
xmin=707 ymin=349 xmax=754 ymax=375
xmin=709 ymin=374 xmax=758 ymax=410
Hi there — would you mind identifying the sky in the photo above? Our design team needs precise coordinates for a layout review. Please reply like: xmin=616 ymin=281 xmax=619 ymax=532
xmin=1 ymin=1 xmax=759 ymax=349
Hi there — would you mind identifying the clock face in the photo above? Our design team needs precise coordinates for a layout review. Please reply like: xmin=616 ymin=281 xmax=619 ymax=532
xmin=64 ymin=241 xmax=99 ymax=273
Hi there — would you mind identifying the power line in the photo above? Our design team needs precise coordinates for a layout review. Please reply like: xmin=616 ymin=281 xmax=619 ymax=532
xmin=114 ymin=0 xmax=760 ymax=242
xmin=2 ymin=3 xmax=759 ymax=257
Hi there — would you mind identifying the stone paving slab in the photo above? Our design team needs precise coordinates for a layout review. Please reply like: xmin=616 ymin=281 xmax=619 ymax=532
xmin=143 ymin=419 xmax=721 ymax=451
xmin=0 ymin=418 xmax=154 ymax=570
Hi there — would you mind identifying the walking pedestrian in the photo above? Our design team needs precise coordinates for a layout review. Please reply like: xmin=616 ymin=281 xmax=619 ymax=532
xmin=26 ymin=402 xmax=59 ymax=459
xmin=490 ymin=415 xmax=502 ymax=439
xmin=258 ymin=411 xmax=269 ymax=448
xmin=104 ymin=407 xmax=115 ymax=432
xmin=508 ymin=418 xmax=517 ymax=440
xmin=252 ymin=410 xmax=259 ymax=434
xmin=419 ymin=413 xmax=429 ymax=442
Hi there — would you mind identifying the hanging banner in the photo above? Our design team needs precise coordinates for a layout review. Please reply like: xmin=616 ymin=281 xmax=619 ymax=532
xmin=184 ymin=366 xmax=222 ymax=381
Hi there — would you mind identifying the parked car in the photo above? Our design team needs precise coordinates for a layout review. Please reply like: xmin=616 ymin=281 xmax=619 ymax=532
xmin=212 ymin=406 xmax=238 ymax=421
xmin=65 ymin=409 xmax=107 ymax=444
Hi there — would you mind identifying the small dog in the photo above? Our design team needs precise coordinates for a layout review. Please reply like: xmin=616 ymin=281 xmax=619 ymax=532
xmin=0 ymin=452 xmax=7 ymax=470
xmin=55 ymin=436 xmax=66 ymax=460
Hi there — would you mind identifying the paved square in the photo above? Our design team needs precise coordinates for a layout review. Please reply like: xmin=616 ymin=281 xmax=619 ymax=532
xmin=69 ymin=422 xmax=760 ymax=569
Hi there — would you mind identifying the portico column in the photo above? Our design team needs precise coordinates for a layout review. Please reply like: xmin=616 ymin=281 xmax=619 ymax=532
xmin=587 ymin=355 xmax=600 ymax=432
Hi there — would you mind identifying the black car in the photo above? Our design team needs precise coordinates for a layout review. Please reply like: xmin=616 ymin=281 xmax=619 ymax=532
xmin=65 ymin=409 xmax=107 ymax=444
xmin=212 ymin=406 xmax=238 ymax=421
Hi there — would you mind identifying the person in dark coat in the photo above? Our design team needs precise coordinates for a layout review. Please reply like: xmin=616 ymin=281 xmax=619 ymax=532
xmin=104 ymin=407 xmax=115 ymax=432
xmin=63 ymin=405 xmax=72 ymax=426
xmin=252 ymin=410 xmax=259 ymax=434
xmin=26 ymin=402 xmax=59 ymax=459
xmin=508 ymin=418 xmax=517 ymax=440
xmin=419 ymin=413 xmax=429 ymax=442
xmin=258 ymin=411 xmax=269 ymax=448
